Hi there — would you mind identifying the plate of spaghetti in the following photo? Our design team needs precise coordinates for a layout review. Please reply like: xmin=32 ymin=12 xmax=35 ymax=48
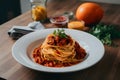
xmin=12 ymin=28 xmax=104 ymax=73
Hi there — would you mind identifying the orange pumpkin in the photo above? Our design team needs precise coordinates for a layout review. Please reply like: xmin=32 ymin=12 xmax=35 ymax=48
xmin=76 ymin=2 xmax=104 ymax=26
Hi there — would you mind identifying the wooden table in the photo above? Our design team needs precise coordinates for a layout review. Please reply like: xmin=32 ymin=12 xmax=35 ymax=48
xmin=0 ymin=0 xmax=120 ymax=80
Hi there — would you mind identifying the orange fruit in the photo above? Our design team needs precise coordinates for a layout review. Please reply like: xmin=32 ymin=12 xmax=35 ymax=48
xmin=68 ymin=21 xmax=85 ymax=30
xmin=76 ymin=2 xmax=104 ymax=26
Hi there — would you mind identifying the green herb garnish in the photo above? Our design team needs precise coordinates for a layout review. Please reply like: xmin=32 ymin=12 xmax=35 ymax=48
xmin=53 ymin=29 xmax=67 ymax=38
xmin=89 ymin=23 xmax=120 ymax=46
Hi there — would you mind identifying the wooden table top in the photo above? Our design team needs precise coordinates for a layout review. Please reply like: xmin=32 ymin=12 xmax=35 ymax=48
xmin=0 ymin=0 xmax=120 ymax=80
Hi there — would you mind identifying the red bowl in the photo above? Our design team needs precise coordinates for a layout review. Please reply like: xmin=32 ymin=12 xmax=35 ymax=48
xmin=50 ymin=16 xmax=69 ymax=27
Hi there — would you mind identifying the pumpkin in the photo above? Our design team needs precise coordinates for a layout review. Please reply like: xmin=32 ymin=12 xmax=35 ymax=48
xmin=76 ymin=2 xmax=104 ymax=26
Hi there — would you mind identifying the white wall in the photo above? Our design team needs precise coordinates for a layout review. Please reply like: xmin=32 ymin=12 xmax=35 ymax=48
xmin=20 ymin=0 xmax=31 ymax=13
xmin=82 ymin=0 xmax=120 ymax=4
xmin=20 ymin=0 xmax=120 ymax=13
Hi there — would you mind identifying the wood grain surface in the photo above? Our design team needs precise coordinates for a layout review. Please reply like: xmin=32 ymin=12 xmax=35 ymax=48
xmin=0 ymin=0 xmax=120 ymax=80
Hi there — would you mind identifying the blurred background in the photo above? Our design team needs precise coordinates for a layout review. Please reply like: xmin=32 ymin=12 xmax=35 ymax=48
xmin=0 ymin=0 xmax=21 ymax=24
xmin=0 ymin=0 xmax=120 ymax=25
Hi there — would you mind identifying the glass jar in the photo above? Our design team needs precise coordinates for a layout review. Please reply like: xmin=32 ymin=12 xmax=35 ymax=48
xmin=30 ymin=0 xmax=47 ymax=22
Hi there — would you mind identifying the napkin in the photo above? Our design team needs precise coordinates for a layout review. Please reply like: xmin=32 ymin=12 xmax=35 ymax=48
xmin=8 ymin=21 xmax=45 ymax=40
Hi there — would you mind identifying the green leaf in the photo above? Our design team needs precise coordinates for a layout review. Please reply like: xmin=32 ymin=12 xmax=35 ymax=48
xmin=88 ymin=23 xmax=120 ymax=46
xmin=53 ymin=29 xmax=67 ymax=38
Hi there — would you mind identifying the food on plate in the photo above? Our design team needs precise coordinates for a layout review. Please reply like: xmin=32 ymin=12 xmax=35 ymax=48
xmin=76 ymin=2 xmax=104 ymax=26
xmin=50 ymin=16 xmax=69 ymax=27
xmin=32 ymin=29 xmax=87 ymax=67
xmin=32 ymin=5 xmax=47 ymax=21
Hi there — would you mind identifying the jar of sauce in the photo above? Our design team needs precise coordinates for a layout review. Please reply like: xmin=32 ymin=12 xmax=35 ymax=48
xmin=50 ymin=15 xmax=69 ymax=27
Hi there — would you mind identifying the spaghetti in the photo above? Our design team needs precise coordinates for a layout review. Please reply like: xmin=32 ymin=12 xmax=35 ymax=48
xmin=32 ymin=29 xmax=87 ymax=67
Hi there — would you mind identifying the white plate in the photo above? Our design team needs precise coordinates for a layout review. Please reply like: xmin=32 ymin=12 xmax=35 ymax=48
xmin=12 ymin=28 xmax=104 ymax=73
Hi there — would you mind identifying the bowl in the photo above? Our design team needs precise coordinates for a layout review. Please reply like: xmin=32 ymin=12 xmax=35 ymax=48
xmin=50 ymin=15 xmax=69 ymax=27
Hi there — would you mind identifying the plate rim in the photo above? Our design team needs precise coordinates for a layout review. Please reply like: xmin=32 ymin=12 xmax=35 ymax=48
xmin=12 ymin=28 xmax=105 ymax=73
